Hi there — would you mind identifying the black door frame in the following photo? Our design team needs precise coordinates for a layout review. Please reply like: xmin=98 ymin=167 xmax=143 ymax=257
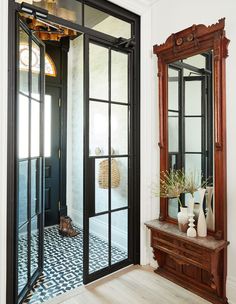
xmin=15 ymin=17 xmax=45 ymax=304
xmin=7 ymin=1 xmax=140 ymax=303
xmin=44 ymin=39 xmax=69 ymax=224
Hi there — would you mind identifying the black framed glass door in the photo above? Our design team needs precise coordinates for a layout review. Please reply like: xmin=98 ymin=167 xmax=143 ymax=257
xmin=83 ymin=36 xmax=133 ymax=283
xmin=16 ymin=18 xmax=45 ymax=304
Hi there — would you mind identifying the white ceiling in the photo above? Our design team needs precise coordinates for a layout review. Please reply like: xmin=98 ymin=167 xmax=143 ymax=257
xmin=136 ymin=0 xmax=160 ymax=6
xmin=110 ymin=0 xmax=160 ymax=15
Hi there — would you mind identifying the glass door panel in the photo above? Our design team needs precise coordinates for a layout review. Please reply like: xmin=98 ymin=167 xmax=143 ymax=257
xmin=19 ymin=28 xmax=29 ymax=95
xmin=89 ymin=43 xmax=109 ymax=100
xmin=89 ymin=101 xmax=109 ymax=156
xmin=18 ymin=94 xmax=29 ymax=159
xmin=89 ymin=214 xmax=109 ymax=273
xmin=111 ymin=209 xmax=128 ymax=264
xmin=111 ymin=104 xmax=128 ymax=155
xmin=17 ymin=18 xmax=45 ymax=303
xmin=18 ymin=223 xmax=28 ymax=295
xmin=111 ymin=51 xmax=128 ymax=103
xmin=84 ymin=37 xmax=131 ymax=283
xmin=95 ymin=158 xmax=109 ymax=213
xmin=111 ymin=157 xmax=128 ymax=210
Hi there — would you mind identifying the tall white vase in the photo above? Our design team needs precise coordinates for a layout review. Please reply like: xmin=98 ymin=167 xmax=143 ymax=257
xmin=197 ymin=188 xmax=207 ymax=237
xmin=177 ymin=207 xmax=189 ymax=233
xmin=206 ymin=186 xmax=214 ymax=230
xmin=187 ymin=196 xmax=196 ymax=237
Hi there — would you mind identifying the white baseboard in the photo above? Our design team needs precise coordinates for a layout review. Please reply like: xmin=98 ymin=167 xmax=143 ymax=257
xmin=227 ymin=276 xmax=236 ymax=304
xmin=68 ymin=209 xmax=127 ymax=252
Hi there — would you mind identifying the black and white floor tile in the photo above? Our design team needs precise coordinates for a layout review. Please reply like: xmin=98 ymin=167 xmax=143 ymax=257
xmin=19 ymin=226 xmax=127 ymax=303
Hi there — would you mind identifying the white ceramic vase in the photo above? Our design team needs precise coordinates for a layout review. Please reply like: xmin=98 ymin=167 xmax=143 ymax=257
xmin=187 ymin=196 xmax=197 ymax=238
xmin=177 ymin=207 xmax=189 ymax=233
xmin=193 ymin=202 xmax=200 ymax=225
xmin=197 ymin=188 xmax=207 ymax=237
xmin=206 ymin=186 xmax=214 ymax=230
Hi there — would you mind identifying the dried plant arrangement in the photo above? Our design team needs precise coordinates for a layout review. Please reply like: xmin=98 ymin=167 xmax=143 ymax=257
xmin=153 ymin=169 xmax=209 ymax=205
xmin=153 ymin=169 xmax=186 ymax=207
xmin=185 ymin=171 xmax=209 ymax=197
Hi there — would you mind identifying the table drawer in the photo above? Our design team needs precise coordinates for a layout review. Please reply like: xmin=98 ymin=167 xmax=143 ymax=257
xmin=151 ymin=230 xmax=211 ymax=270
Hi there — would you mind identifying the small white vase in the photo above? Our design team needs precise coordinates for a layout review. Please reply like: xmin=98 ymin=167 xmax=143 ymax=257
xmin=187 ymin=196 xmax=197 ymax=238
xmin=177 ymin=207 xmax=189 ymax=233
xmin=206 ymin=186 xmax=214 ymax=230
xmin=197 ymin=188 xmax=207 ymax=237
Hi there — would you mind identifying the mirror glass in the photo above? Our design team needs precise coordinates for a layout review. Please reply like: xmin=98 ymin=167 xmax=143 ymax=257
xmin=167 ymin=52 xmax=215 ymax=231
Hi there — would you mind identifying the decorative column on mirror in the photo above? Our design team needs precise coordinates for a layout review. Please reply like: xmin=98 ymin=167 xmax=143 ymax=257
xmin=187 ymin=195 xmax=196 ymax=237
xmin=206 ymin=186 xmax=214 ymax=230
xmin=197 ymin=188 xmax=207 ymax=237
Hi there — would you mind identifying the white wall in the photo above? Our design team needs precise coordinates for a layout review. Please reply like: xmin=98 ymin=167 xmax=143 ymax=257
xmin=151 ymin=0 xmax=236 ymax=302
xmin=67 ymin=35 xmax=84 ymax=226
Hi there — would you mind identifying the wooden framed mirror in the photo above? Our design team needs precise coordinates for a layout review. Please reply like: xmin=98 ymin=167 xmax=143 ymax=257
xmin=153 ymin=19 xmax=229 ymax=241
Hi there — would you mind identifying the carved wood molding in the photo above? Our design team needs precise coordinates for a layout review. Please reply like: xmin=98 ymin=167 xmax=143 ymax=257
xmin=153 ymin=18 xmax=227 ymax=59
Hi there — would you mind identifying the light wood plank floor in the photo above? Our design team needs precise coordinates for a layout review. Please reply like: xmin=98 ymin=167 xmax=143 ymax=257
xmin=46 ymin=265 xmax=210 ymax=304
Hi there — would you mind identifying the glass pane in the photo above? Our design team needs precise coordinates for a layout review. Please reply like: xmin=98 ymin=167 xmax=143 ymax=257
xmin=111 ymin=158 xmax=128 ymax=210
xmin=18 ymin=94 xmax=29 ymax=159
xmin=183 ymin=54 xmax=206 ymax=69
xmin=18 ymin=161 xmax=28 ymax=227
xmin=89 ymin=214 xmax=108 ymax=273
xmin=18 ymin=223 xmax=28 ymax=295
xmin=111 ymin=105 xmax=128 ymax=155
xmin=31 ymin=215 xmax=39 ymax=276
xmin=168 ymin=198 xmax=178 ymax=219
xmin=31 ymin=101 xmax=40 ymax=157
xmin=168 ymin=68 xmax=179 ymax=111
xmin=95 ymin=158 xmax=109 ymax=213
xmin=111 ymin=51 xmax=128 ymax=103
xmin=45 ymin=53 xmax=57 ymax=77
xmin=169 ymin=154 xmax=177 ymax=170
xmin=89 ymin=43 xmax=108 ymax=100
xmin=89 ymin=101 xmax=109 ymax=156
xmin=185 ymin=154 xmax=202 ymax=183
xmin=185 ymin=117 xmax=201 ymax=152
xmin=168 ymin=114 xmax=179 ymax=153
xmin=31 ymin=41 xmax=40 ymax=100
xmin=30 ymin=0 xmax=82 ymax=24
xmin=44 ymin=95 xmax=52 ymax=157
xmin=185 ymin=80 xmax=202 ymax=115
xmin=85 ymin=5 xmax=131 ymax=39
xmin=31 ymin=159 xmax=38 ymax=217
xmin=19 ymin=27 xmax=29 ymax=95
xmin=111 ymin=210 xmax=128 ymax=264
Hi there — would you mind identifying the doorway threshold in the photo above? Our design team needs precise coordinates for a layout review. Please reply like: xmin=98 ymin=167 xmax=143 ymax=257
xmin=44 ymin=265 xmax=134 ymax=304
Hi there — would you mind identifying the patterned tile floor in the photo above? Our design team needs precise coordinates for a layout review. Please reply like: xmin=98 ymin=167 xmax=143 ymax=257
xmin=19 ymin=226 xmax=127 ymax=304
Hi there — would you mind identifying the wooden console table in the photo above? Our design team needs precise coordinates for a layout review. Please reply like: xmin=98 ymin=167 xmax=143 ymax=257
xmin=145 ymin=220 xmax=229 ymax=304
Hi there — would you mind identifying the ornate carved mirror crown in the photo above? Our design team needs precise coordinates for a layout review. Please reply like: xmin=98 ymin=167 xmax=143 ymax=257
xmin=153 ymin=19 xmax=229 ymax=241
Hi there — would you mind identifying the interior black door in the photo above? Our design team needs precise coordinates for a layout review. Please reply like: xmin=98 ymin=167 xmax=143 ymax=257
xmin=83 ymin=35 xmax=134 ymax=283
xmin=16 ymin=18 xmax=45 ymax=304
xmin=44 ymin=86 xmax=61 ymax=226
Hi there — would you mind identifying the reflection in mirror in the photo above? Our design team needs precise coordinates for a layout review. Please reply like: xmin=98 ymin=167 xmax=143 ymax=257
xmin=167 ymin=52 xmax=214 ymax=230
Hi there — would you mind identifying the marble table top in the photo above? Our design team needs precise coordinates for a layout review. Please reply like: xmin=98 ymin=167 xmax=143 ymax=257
xmin=145 ymin=219 xmax=228 ymax=250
